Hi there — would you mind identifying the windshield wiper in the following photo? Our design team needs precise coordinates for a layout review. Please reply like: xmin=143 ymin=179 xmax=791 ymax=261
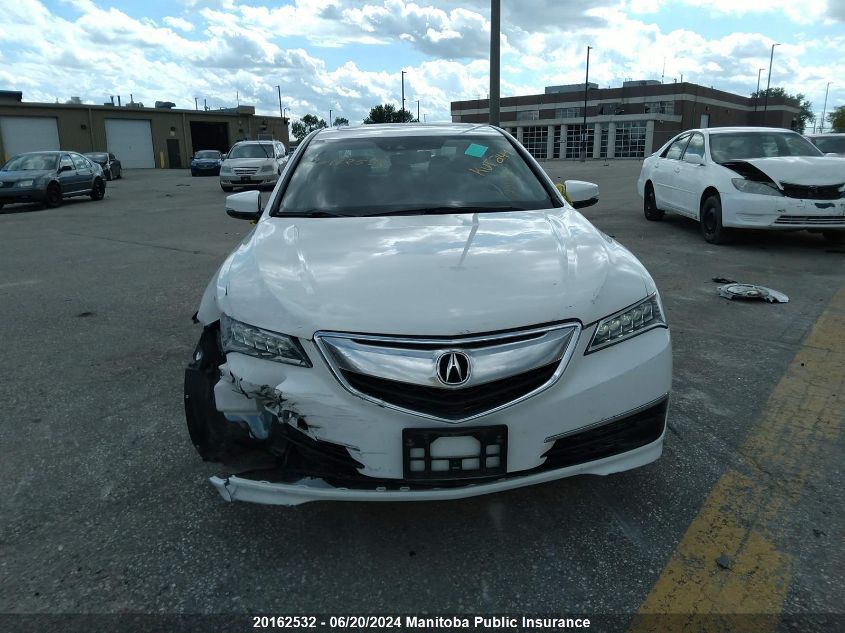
xmin=274 ymin=210 xmax=352 ymax=218
xmin=365 ymin=205 xmax=527 ymax=217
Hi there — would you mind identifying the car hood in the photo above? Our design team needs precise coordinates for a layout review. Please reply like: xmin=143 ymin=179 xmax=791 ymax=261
xmin=224 ymin=158 xmax=273 ymax=168
xmin=0 ymin=170 xmax=54 ymax=182
xmin=211 ymin=209 xmax=654 ymax=339
xmin=731 ymin=156 xmax=845 ymax=186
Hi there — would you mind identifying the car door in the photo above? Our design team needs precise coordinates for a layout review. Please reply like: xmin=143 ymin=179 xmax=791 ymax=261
xmin=673 ymin=133 xmax=706 ymax=217
xmin=109 ymin=153 xmax=120 ymax=176
xmin=57 ymin=154 xmax=79 ymax=193
xmin=650 ymin=133 xmax=690 ymax=212
xmin=70 ymin=153 xmax=94 ymax=192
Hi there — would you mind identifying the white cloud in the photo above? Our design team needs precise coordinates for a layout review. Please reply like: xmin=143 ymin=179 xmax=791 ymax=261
xmin=162 ymin=16 xmax=194 ymax=32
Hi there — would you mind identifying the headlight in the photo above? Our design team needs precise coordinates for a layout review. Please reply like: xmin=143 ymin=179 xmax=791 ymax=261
xmin=587 ymin=294 xmax=667 ymax=353
xmin=220 ymin=164 xmax=232 ymax=173
xmin=731 ymin=178 xmax=783 ymax=196
xmin=259 ymin=164 xmax=274 ymax=173
xmin=220 ymin=315 xmax=311 ymax=366
xmin=17 ymin=180 xmax=34 ymax=187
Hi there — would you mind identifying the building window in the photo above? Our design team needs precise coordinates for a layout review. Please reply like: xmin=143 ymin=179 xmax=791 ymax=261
xmin=614 ymin=121 xmax=647 ymax=158
xmin=600 ymin=127 xmax=609 ymax=158
xmin=598 ymin=102 xmax=621 ymax=115
xmin=452 ymin=115 xmax=462 ymax=122
xmin=565 ymin=124 xmax=595 ymax=159
xmin=554 ymin=107 xmax=581 ymax=119
xmin=516 ymin=109 xmax=540 ymax=121
xmin=522 ymin=125 xmax=548 ymax=159
xmin=645 ymin=101 xmax=674 ymax=115
xmin=552 ymin=125 xmax=562 ymax=159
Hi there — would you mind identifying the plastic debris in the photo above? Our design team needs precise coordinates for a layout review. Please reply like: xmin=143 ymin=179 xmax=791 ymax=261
xmin=715 ymin=554 xmax=733 ymax=570
xmin=712 ymin=277 xmax=737 ymax=284
xmin=718 ymin=283 xmax=789 ymax=303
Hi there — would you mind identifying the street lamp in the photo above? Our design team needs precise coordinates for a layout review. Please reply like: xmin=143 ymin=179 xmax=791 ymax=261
xmin=754 ymin=68 xmax=765 ymax=112
xmin=582 ymin=45 xmax=592 ymax=161
xmin=820 ymin=82 xmax=831 ymax=133
xmin=763 ymin=43 xmax=780 ymax=113
xmin=401 ymin=70 xmax=407 ymax=120
xmin=415 ymin=99 xmax=420 ymax=122
xmin=329 ymin=109 xmax=333 ymax=127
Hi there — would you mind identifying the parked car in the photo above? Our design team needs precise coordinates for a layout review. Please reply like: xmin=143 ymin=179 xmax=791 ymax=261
xmin=83 ymin=152 xmax=122 ymax=180
xmin=191 ymin=150 xmax=224 ymax=176
xmin=219 ymin=140 xmax=287 ymax=192
xmin=804 ymin=133 xmax=845 ymax=156
xmin=185 ymin=123 xmax=672 ymax=506
xmin=0 ymin=151 xmax=106 ymax=209
xmin=638 ymin=126 xmax=845 ymax=244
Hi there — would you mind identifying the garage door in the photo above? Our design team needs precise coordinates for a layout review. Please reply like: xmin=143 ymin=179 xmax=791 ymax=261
xmin=0 ymin=117 xmax=60 ymax=161
xmin=105 ymin=119 xmax=155 ymax=168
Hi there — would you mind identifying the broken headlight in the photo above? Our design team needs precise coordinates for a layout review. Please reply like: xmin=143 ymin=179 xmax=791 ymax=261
xmin=587 ymin=294 xmax=667 ymax=353
xmin=220 ymin=314 xmax=311 ymax=367
xmin=731 ymin=178 xmax=782 ymax=196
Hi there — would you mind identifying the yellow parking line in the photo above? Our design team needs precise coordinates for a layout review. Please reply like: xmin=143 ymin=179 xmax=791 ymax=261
xmin=630 ymin=285 xmax=845 ymax=633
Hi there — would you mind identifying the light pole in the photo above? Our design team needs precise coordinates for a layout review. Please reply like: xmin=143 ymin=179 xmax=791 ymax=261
xmin=763 ymin=43 xmax=780 ymax=113
xmin=489 ymin=0 xmax=501 ymax=126
xmin=415 ymin=99 xmax=420 ymax=122
xmin=820 ymin=82 xmax=831 ymax=133
xmin=275 ymin=85 xmax=283 ymax=121
xmin=329 ymin=109 xmax=333 ymax=127
xmin=582 ymin=45 xmax=592 ymax=161
xmin=754 ymin=68 xmax=765 ymax=112
xmin=194 ymin=97 xmax=198 ymax=110
xmin=401 ymin=70 xmax=407 ymax=121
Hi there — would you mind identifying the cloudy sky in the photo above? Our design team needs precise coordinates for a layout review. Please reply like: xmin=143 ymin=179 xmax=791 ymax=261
xmin=1 ymin=0 xmax=844 ymax=128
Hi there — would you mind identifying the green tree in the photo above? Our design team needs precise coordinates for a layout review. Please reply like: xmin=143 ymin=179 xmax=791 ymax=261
xmin=291 ymin=113 xmax=327 ymax=140
xmin=333 ymin=117 xmax=350 ymax=127
xmin=363 ymin=103 xmax=418 ymax=124
xmin=828 ymin=105 xmax=845 ymax=132
xmin=750 ymin=87 xmax=814 ymax=132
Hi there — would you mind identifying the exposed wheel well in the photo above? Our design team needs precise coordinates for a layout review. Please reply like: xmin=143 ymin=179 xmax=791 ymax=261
xmin=699 ymin=187 xmax=720 ymax=219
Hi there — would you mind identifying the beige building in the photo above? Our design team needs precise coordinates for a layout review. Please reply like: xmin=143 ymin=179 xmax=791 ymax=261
xmin=0 ymin=91 xmax=290 ymax=168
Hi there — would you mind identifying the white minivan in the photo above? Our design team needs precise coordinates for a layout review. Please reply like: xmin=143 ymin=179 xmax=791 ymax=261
xmin=219 ymin=140 xmax=288 ymax=192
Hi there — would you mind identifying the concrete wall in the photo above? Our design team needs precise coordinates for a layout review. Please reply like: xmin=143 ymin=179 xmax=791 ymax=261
xmin=0 ymin=102 xmax=290 ymax=166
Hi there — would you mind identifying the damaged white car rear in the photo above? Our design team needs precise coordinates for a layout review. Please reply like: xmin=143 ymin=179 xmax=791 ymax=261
xmin=185 ymin=123 xmax=672 ymax=506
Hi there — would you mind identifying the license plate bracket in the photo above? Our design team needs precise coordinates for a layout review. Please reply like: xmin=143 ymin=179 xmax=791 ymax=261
xmin=402 ymin=425 xmax=507 ymax=481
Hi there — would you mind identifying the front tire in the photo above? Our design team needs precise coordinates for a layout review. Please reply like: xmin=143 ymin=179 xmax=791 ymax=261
xmin=643 ymin=183 xmax=664 ymax=221
xmin=90 ymin=178 xmax=105 ymax=200
xmin=105 ymin=169 xmax=112 ymax=181
xmin=822 ymin=231 xmax=845 ymax=245
xmin=44 ymin=183 xmax=63 ymax=208
xmin=700 ymin=195 xmax=730 ymax=244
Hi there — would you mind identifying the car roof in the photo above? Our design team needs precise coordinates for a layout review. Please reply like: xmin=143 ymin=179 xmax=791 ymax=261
xmin=699 ymin=126 xmax=802 ymax=135
xmin=313 ymin=123 xmax=504 ymax=141
xmin=804 ymin=132 xmax=845 ymax=138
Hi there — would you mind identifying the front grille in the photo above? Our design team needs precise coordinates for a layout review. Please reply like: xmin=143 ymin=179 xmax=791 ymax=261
xmin=781 ymin=183 xmax=843 ymax=200
xmin=233 ymin=167 xmax=258 ymax=175
xmin=774 ymin=215 xmax=845 ymax=225
xmin=341 ymin=362 xmax=560 ymax=420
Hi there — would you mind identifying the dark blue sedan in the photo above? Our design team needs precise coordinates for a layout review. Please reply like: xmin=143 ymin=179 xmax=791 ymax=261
xmin=191 ymin=150 xmax=223 ymax=176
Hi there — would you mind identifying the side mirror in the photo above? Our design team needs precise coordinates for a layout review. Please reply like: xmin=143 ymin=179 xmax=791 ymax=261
xmin=59 ymin=164 xmax=73 ymax=172
xmin=564 ymin=180 xmax=600 ymax=210
xmin=221 ymin=154 xmax=227 ymax=160
xmin=683 ymin=153 xmax=704 ymax=165
xmin=225 ymin=190 xmax=262 ymax=221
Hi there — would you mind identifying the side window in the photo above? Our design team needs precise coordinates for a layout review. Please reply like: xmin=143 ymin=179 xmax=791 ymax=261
xmin=662 ymin=134 xmax=690 ymax=160
xmin=60 ymin=155 xmax=74 ymax=171
xmin=683 ymin=134 xmax=705 ymax=158
xmin=71 ymin=154 xmax=89 ymax=170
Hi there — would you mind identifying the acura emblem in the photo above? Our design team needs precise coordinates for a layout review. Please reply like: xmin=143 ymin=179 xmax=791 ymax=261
xmin=437 ymin=351 xmax=471 ymax=386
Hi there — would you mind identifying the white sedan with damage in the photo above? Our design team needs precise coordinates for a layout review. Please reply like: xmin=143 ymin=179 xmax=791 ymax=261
xmin=637 ymin=126 xmax=845 ymax=244
xmin=185 ymin=123 xmax=672 ymax=506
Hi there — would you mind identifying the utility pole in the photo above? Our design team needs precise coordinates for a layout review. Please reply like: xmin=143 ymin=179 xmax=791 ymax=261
xmin=329 ymin=109 xmax=333 ymax=127
xmin=763 ymin=43 xmax=780 ymax=113
xmin=415 ymin=99 xmax=420 ymax=122
xmin=401 ymin=70 xmax=407 ymax=120
xmin=275 ymin=85 xmax=283 ymax=121
xmin=820 ymin=82 xmax=831 ymax=133
xmin=236 ymin=90 xmax=239 ymax=107
xmin=203 ymin=98 xmax=207 ymax=111
xmin=661 ymin=57 xmax=666 ymax=84
xmin=489 ymin=0 xmax=501 ymax=126
xmin=582 ymin=45 xmax=592 ymax=162
xmin=754 ymin=68 xmax=765 ymax=112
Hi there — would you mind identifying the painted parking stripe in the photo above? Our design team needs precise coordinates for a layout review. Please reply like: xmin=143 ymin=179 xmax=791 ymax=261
xmin=630 ymin=285 xmax=845 ymax=632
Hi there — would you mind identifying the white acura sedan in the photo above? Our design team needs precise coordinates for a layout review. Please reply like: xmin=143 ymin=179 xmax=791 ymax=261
xmin=637 ymin=127 xmax=845 ymax=244
xmin=185 ymin=123 xmax=672 ymax=506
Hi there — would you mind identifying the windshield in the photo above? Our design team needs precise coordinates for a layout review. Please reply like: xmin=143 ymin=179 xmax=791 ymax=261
xmin=709 ymin=132 xmax=823 ymax=163
xmin=811 ymin=136 xmax=845 ymax=154
xmin=228 ymin=144 xmax=272 ymax=159
xmin=2 ymin=154 xmax=58 ymax=171
xmin=195 ymin=150 xmax=221 ymax=159
xmin=274 ymin=134 xmax=555 ymax=217
xmin=85 ymin=153 xmax=108 ymax=161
